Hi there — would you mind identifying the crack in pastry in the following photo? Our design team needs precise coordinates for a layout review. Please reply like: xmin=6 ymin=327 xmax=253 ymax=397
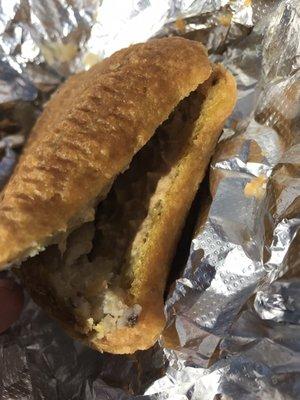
xmin=1 ymin=38 xmax=236 ymax=353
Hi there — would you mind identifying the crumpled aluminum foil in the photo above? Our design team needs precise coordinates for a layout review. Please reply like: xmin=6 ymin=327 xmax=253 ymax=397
xmin=148 ymin=279 xmax=300 ymax=399
xmin=0 ymin=0 xmax=299 ymax=399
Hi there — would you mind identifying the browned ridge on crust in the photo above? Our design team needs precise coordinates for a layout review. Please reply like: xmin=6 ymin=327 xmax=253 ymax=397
xmin=2 ymin=38 xmax=236 ymax=354
xmin=0 ymin=37 xmax=211 ymax=269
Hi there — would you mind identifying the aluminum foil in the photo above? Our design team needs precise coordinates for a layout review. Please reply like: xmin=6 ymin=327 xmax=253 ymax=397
xmin=0 ymin=0 xmax=299 ymax=399
xmin=147 ymin=279 xmax=300 ymax=399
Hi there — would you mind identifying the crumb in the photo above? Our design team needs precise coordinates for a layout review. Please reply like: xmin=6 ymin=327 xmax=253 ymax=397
xmin=219 ymin=14 xmax=232 ymax=27
xmin=244 ymin=176 xmax=267 ymax=199
xmin=40 ymin=42 xmax=77 ymax=65
xmin=83 ymin=52 xmax=101 ymax=69
xmin=174 ymin=19 xmax=186 ymax=33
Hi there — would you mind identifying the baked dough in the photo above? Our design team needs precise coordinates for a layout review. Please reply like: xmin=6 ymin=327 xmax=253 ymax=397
xmin=0 ymin=37 xmax=211 ymax=268
xmin=2 ymin=38 xmax=236 ymax=353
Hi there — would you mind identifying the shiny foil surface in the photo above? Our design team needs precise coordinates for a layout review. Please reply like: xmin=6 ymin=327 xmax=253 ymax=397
xmin=0 ymin=0 xmax=299 ymax=399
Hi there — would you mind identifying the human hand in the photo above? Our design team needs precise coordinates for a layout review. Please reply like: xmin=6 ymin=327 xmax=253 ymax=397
xmin=0 ymin=278 xmax=24 ymax=333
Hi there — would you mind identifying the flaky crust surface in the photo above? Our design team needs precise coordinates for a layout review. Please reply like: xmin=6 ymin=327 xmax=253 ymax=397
xmin=0 ymin=38 xmax=211 ymax=269
xmin=21 ymin=63 xmax=236 ymax=354
xmin=90 ymin=64 xmax=237 ymax=353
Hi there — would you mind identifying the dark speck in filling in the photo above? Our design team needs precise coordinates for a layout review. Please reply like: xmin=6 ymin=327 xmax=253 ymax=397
xmin=127 ymin=313 xmax=139 ymax=327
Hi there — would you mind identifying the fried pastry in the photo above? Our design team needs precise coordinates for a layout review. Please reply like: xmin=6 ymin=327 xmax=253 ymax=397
xmin=0 ymin=38 xmax=236 ymax=353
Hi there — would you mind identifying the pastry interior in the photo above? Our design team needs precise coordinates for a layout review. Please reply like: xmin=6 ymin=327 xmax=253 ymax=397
xmin=21 ymin=74 xmax=214 ymax=341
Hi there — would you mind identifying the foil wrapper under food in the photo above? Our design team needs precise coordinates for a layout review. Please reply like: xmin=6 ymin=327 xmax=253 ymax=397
xmin=0 ymin=0 xmax=300 ymax=399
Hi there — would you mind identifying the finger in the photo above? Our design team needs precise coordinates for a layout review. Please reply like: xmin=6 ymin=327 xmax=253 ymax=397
xmin=0 ymin=278 xmax=24 ymax=333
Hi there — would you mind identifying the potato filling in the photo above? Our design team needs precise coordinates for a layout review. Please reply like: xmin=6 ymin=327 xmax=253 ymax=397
xmin=22 ymin=78 xmax=212 ymax=340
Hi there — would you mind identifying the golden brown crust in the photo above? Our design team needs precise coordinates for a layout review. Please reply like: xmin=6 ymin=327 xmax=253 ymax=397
xmin=0 ymin=37 xmax=211 ymax=269
xmin=21 ymin=63 xmax=236 ymax=354
xmin=8 ymin=38 xmax=236 ymax=354
xmin=90 ymin=64 xmax=237 ymax=353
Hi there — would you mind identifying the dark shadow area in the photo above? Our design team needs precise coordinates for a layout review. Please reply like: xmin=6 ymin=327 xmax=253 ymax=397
xmin=89 ymin=87 xmax=207 ymax=287
xmin=164 ymin=174 xmax=211 ymax=298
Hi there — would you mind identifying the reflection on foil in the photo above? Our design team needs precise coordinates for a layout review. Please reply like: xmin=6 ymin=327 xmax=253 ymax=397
xmin=85 ymin=0 xmax=170 ymax=60
xmin=0 ymin=60 xmax=37 ymax=103
xmin=255 ymin=280 xmax=300 ymax=324
xmin=0 ymin=0 xmax=99 ymax=77
xmin=0 ymin=0 xmax=299 ymax=399
xmin=147 ymin=280 xmax=300 ymax=399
